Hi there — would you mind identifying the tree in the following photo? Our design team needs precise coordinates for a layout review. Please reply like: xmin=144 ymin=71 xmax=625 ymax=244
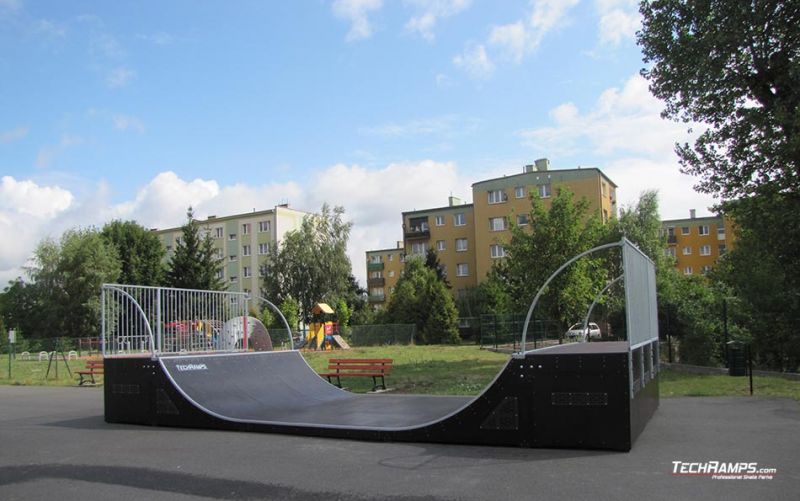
xmin=496 ymin=187 xmax=606 ymax=327
xmin=27 ymin=229 xmax=121 ymax=339
xmin=638 ymin=0 xmax=800 ymax=200
xmin=385 ymin=257 xmax=460 ymax=344
xmin=165 ymin=207 xmax=224 ymax=290
xmin=101 ymin=220 xmax=165 ymax=285
xmin=424 ymin=247 xmax=450 ymax=288
xmin=261 ymin=203 xmax=354 ymax=324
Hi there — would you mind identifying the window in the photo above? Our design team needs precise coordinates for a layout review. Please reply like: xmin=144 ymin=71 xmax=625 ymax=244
xmin=665 ymin=247 xmax=676 ymax=258
xmin=214 ymin=227 xmax=223 ymax=238
xmin=441 ymin=265 xmax=447 ymax=276
xmin=258 ymin=243 xmax=269 ymax=255
xmin=719 ymin=244 xmax=727 ymax=255
xmin=435 ymin=215 xmax=445 ymax=226
xmin=489 ymin=217 xmax=507 ymax=231
xmin=370 ymin=255 xmax=382 ymax=263
xmin=216 ymin=248 xmax=224 ymax=259
xmin=701 ymin=265 xmax=713 ymax=275
xmin=667 ymin=226 xmax=675 ymax=237
xmin=230 ymin=276 xmax=238 ymax=283
xmin=683 ymin=266 xmax=693 ymax=275
xmin=538 ymin=183 xmax=551 ymax=198
xmin=681 ymin=226 xmax=690 ymax=235
xmin=216 ymin=269 xmax=224 ymax=279
xmin=243 ymin=266 xmax=251 ymax=278
xmin=699 ymin=245 xmax=711 ymax=256
xmin=242 ymin=244 xmax=251 ymax=256
xmin=388 ymin=271 xmax=395 ymax=277
xmin=488 ymin=190 xmax=507 ymax=204
xmin=165 ymin=245 xmax=172 ymax=252
xmin=699 ymin=225 xmax=709 ymax=236
xmin=175 ymin=237 xmax=182 ymax=245
xmin=515 ymin=186 xmax=525 ymax=198
xmin=490 ymin=244 xmax=506 ymax=258
xmin=455 ymin=238 xmax=468 ymax=252
xmin=370 ymin=271 xmax=383 ymax=278
xmin=411 ymin=242 xmax=426 ymax=255
xmin=456 ymin=263 xmax=469 ymax=277
xmin=682 ymin=246 xmax=692 ymax=255
xmin=241 ymin=223 xmax=251 ymax=235
xmin=229 ymin=255 xmax=237 ymax=262
xmin=517 ymin=214 xmax=529 ymax=226
xmin=436 ymin=240 xmax=446 ymax=251
xmin=454 ymin=213 xmax=466 ymax=226
xmin=388 ymin=253 xmax=393 ymax=261
xmin=258 ymin=267 xmax=265 ymax=277
xmin=717 ymin=225 xmax=726 ymax=239
xmin=229 ymin=233 xmax=237 ymax=240
xmin=258 ymin=220 xmax=271 ymax=233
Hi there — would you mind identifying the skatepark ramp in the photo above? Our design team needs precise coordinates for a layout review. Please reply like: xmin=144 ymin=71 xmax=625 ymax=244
xmin=103 ymin=238 xmax=659 ymax=451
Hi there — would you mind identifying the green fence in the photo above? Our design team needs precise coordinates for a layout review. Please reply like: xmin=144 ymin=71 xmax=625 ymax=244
xmin=349 ymin=324 xmax=416 ymax=346
xmin=478 ymin=314 xmax=563 ymax=350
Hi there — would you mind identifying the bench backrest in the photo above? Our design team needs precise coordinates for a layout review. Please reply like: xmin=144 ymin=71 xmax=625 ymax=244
xmin=86 ymin=360 xmax=104 ymax=369
xmin=328 ymin=358 xmax=392 ymax=374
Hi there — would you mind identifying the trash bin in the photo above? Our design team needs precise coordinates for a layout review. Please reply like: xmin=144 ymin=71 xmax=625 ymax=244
xmin=727 ymin=341 xmax=746 ymax=376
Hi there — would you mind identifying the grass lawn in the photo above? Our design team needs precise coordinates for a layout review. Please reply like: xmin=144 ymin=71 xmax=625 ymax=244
xmin=1 ymin=345 xmax=798 ymax=403
xmin=0 ymin=356 xmax=98 ymax=386
xmin=301 ymin=345 xmax=508 ymax=395
xmin=659 ymin=368 xmax=800 ymax=401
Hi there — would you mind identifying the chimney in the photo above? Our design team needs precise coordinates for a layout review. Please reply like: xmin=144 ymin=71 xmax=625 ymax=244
xmin=524 ymin=164 xmax=535 ymax=173
xmin=690 ymin=209 xmax=696 ymax=219
xmin=448 ymin=196 xmax=462 ymax=207
xmin=535 ymin=158 xmax=550 ymax=171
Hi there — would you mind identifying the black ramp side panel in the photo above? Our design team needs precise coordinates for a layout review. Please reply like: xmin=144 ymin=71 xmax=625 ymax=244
xmin=160 ymin=351 xmax=471 ymax=430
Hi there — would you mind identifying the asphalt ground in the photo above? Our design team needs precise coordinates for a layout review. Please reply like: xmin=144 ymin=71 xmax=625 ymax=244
xmin=0 ymin=386 xmax=797 ymax=500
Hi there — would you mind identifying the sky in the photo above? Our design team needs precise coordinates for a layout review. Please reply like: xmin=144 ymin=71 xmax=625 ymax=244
xmin=0 ymin=0 xmax=717 ymax=287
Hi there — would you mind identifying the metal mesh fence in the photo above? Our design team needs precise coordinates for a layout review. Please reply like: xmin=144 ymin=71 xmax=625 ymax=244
xmin=478 ymin=314 xmax=564 ymax=350
xmin=348 ymin=324 xmax=416 ymax=346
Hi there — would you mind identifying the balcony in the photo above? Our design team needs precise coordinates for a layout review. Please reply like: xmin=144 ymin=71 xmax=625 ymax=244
xmin=368 ymin=294 xmax=386 ymax=303
xmin=367 ymin=262 xmax=384 ymax=271
xmin=667 ymin=235 xmax=677 ymax=244
xmin=368 ymin=277 xmax=385 ymax=287
xmin=403 ymin=226 xmax=430 ymax=240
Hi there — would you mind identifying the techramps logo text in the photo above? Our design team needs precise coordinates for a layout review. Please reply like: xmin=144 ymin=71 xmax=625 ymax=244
xmin=672 ymin=461 xmax=776 ymax=480
xmin=175 ymin=363 xmax=208 ymax=372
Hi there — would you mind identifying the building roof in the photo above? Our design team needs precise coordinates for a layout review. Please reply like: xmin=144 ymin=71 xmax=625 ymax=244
xmin=402 ymin=203 xmax=474 ymax=217
xmin=472 ymin=167 xmax=617 ymax=190
xmin=154 ymin=205 xmax=310 ymax=234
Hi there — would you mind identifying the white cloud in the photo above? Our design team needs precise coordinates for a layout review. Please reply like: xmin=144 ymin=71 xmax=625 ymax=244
xmin=488 ymin=21 xmax=527 ymax=63
xmin=517 ymin=73 xmax=716 ymax=219
xmin=112 ymin=114 xmax=145 ymax=133
xmin=34 ymin=134 xmax=83 ymax=168
xmin=404 ymin=0 xmax=471 ymax=41
xmin=453 ymin=43 xmax=494 ymax=79
xmin=0 ymin=0 xmax=20 ymax=12
xmin=34 ymin=19 xmax=67 ymax=37
xmin=106 ymin=67 xmax=136 ymax=88
xmin=461 ymin=0 xmax=579 ymax=77
xmin=595 ymin=0 xmax=640 ymax=46
xmin=1 ymin=126 xmax=28 ymax=144
xmin=306 ymin=160 xmax=472 ymax=285
xmin=360 ymin=114 xmax=480 ymax=138
xmin=137 ymin=32 xmax=175 ymax=46
xmin=0 ymin=177 xmax=75 ymax=283
xmin=332 ymin=0 xmax=383 ymax=42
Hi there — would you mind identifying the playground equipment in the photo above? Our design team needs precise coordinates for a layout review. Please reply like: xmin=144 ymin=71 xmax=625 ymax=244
xmin=307 ymin=303 xmax=348 ymax=350
xmin=101 ymin=238 xmax=659 ymax=451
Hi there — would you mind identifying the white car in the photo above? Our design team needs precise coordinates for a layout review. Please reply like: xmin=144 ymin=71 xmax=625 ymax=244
xmin=565 ymin=322 xmax=601 ymax=340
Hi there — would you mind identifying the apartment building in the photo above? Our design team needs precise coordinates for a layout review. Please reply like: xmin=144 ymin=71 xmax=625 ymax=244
xmin=156 ymin=205 xmax=308 ymax=294
xmin=367 ymin=159 xmax=617 ymax=308
xmin=366 ymin=242 xmax=406 ymax=304
xmin=662 ymin=210 xmax=735 ymax=276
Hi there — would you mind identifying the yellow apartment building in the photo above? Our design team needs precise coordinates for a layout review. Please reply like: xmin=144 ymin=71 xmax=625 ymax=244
xmin=156 ymin=205 xmax=308 ymax=295
xmin=367 ymin=159 xmax=617 ymax=308
xmin=662 ymin=210 xmax=735 ymax=276
xmin=366 ymin=242 xmax=406 ymax=304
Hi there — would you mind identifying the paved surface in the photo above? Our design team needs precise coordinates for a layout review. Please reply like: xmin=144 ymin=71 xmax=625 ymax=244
xmin=0 ymin=386 xmax=797 ymax=500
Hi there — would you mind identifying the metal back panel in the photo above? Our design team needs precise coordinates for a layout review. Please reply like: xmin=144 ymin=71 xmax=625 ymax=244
xmin=622 ymin=239 xmax=659 ymax=348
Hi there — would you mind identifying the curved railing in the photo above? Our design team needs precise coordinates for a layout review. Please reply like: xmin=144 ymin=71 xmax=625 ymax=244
xmin=516 ymin=240 xmax=623 ymax=357
xmin=252 ymin=295 xmax=295 ymax=350
xmin=102 ymin=285 xmax=158 ymax=359
xmin=582 ymin=274 xmax=624 ymax=342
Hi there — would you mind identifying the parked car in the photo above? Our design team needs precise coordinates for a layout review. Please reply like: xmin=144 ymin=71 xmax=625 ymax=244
xmin=565 ymin=322 xmax=602 ymax=340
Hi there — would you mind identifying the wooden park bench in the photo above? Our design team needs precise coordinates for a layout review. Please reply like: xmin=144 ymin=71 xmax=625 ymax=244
xmin=77 ymin=359 xmax=104 ymax=386
xmin=319 ymin=358 xmax=393 ymax=391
